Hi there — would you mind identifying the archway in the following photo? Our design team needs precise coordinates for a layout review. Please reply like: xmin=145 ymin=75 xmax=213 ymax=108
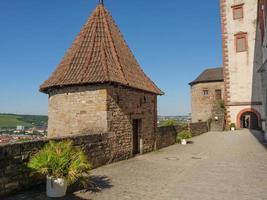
xmin=236 ymin=108 xmax=261 ymax=130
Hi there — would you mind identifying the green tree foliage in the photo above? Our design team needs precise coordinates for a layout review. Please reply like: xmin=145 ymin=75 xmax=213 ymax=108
xmin=161 ymin=120 xmax=178 ymax=127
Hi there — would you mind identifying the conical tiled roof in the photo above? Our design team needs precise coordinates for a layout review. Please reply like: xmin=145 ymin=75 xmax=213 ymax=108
xmin=40 ymin=3 xmax=163 ymax=95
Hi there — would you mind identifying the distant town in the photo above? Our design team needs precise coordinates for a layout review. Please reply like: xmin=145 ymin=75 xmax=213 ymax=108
xmin=157 ymin=115 xmax=191 ymax=127
xmin=0 ymin=113 xmax=48 ymax=144
xmin=0 ymin=113 xmax=190 ymax=144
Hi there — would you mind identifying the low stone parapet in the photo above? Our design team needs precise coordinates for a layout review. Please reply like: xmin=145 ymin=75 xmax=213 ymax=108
xmin=0 ymin=122 xmax=209 ymax=197
xmin=189 ymin=122 xmax=209 ymax=137
xmin=0 ymin=133 xmax=116 ymax=197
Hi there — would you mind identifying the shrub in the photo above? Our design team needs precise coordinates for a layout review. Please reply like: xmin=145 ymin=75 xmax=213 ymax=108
xmin=28 ymin=140 xmax=92 ymax=185
xmin=179 ymin=123 xmax=189 ymax=130
xmin=161 ymin=119 xmax=178 ymax=127
xmin=176 ymin=130 xmax=192 ymax=143
xmin=230 ymin=123 xmax=236 ymax=129
xmin=217 ymin=100 xmax=225 ymax=109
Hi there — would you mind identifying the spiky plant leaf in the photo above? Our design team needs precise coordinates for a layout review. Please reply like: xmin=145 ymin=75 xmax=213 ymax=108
xmin=28 ymin=140 xmax=92 ymax=186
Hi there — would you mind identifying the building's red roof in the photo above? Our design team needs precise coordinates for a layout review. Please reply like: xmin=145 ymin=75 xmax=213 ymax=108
xmin=40 ymin=4 xmax=163 ymax=95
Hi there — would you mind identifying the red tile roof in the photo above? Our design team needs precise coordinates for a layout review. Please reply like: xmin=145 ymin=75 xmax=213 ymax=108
xmin=40 ymin=4 xmax=163 ymax=95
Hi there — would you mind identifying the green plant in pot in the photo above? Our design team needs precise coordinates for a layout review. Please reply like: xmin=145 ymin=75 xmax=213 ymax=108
xmin=230 ymin=123 xmax=236 ymax=131
xmin=28 ymin=140 xmax=92 ymax=198
xmin=176 ymin=130 xmax=192 ymax=145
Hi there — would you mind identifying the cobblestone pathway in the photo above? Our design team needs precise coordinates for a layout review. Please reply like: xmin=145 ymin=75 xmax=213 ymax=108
xmin=5 ymin=130 xmax=267 ymax=200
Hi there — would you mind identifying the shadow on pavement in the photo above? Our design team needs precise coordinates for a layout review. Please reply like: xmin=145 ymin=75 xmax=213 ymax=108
xmin=85 ymin=175 xmax=113 ymax=193
xmin=4 ymin=187 xmax=91 ymax=200
xmin=4 ymin=175 xmax=113 ymax=200
xmin=249 ymin=129 xmax=267 ymax=150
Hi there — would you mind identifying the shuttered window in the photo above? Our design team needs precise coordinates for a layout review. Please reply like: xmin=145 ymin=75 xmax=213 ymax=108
xmin=232 ymin=4 xmax=244 ymax=20
xmin=235 ymin=33 xmax=247 ymax=52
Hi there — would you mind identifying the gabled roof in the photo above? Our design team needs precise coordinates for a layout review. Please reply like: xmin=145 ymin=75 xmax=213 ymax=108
xmin=189 ymin=67 xmax=224 ymax=86
xmin=40 ymin=3 xmax=163 ymax=95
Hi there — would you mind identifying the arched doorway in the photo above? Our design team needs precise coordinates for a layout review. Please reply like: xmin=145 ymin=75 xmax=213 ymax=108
xmin=237 ymin=108 xmax=261 ymax=130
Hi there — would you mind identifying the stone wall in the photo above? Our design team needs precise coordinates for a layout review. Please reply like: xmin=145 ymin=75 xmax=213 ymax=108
xmin=106 ymin=85 xmax=157 ymax=157
xmin=48 ymin=85 xmax=108 ymax=137
xmin=156 ymin=122 xmax=209 ymax=149
xmin=0 ymin=122 xmax=209 ymax=197
xmin=0 ymin=133 xmax=117 ymax=197
xmin=156 ymin=126 xmax=183 ymax=149
xmin=191 ymin=82 xmax=224 ymax=123
xmin=189 ymin=122 xmax=209 ymax=137
xmin=47 ymin=84 xmax=157 ymax=159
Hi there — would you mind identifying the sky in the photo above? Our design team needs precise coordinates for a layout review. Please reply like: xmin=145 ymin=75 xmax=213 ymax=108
xmin=0 ymin=0 xmax=222 ymax=116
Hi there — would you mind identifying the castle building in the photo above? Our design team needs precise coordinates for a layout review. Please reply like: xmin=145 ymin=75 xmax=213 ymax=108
xmin=40 ymin=1 xmax=163 ymax=156
xmin=221 ymin=0 xmax=266 ymax=130
xmin=190 ymin=68 xmax=224 ymax=123
xmin=191 ymin=0 xmax=267 ymax=130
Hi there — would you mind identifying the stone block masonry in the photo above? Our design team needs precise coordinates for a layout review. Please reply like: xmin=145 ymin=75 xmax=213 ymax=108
xmin=0 ymin=133 xmax=116 ymax=197
xmin=47 ymin=84 xmax=158 ymax=159
xmin=156 ymin=123 xmax=209 ymax=149
xmin=106 ymin=85 xmax=157 ymax=157
xmin=48 ymin=85 xmax=109 ymax=137
xmin=156 ymin=125 xmax=184 ymax=149
xmin=191 ymin=82 xmax=224 ymax=123
xmin=190 ymin=122 xmax=209 ymax=137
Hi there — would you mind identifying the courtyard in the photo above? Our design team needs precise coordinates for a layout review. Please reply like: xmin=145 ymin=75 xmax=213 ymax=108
xmin=6 ymin=129 xmax=267 ymax=200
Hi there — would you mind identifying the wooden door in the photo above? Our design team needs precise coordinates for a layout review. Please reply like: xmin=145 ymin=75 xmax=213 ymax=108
xmin=132 ymin=119 xmax=141 ymax=155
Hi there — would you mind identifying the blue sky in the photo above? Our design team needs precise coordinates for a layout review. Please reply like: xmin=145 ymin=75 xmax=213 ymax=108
xmin=0 ymin=0 xmax=222 ymax=116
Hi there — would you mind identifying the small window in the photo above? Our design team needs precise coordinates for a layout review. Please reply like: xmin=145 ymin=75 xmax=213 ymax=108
xmin=116 ymin=95 xmax=120 ymax=103
xmin=139 ymin=97 xmax=143 ymax=107
xmin=232 ymin=4 xmax=244 ymax=20
xmin=143 ymin=96 xmax=147 ymax=103
xmin=235 ymin=32 xmax=247 ymax=52
xmin=203 ymin=89 xmax=209 ymax=96
xmin=215 ymin=89 xmax=222 ymax=100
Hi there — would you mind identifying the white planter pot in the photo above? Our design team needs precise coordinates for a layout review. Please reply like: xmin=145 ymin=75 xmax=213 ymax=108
xmin=181 ymin=139 xmax=187 ymax=145
xmin=46 ymin=176 xmax=67 ymax=198
xmin=231 ymin=127 xmax=235 ymax=131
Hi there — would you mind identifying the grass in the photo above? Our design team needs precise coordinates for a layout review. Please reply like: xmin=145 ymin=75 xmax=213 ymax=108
xmin=0 ymin=114 xmax=48 ymax=129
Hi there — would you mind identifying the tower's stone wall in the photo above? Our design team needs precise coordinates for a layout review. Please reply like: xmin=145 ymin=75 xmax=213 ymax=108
xmin=47 ymin=84 xmax=157 ymax=157
xmin=48 ymin=85 xmax=108 ymax=137
xmin=106 ymin=85 xmax=157 ymax=158
xmin=191 ymin=82 xmax=224 ymax=123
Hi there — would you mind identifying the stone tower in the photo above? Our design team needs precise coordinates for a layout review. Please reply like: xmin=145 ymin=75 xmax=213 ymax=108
xmin=40 ymin=2 xmax=163 ymax=155
xmin=220 ymin=0 xmax=267 ymax=129
xmin=190 ymin=68 xmax=224 ymax=123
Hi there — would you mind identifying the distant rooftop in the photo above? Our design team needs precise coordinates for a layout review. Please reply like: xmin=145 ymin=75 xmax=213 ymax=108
xmin=189 ymin=67 xmax=224 ymax=86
